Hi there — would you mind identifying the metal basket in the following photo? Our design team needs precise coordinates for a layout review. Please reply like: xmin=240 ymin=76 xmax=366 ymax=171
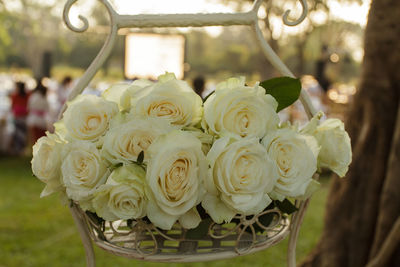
xmin=72 ymin=202 xmax=290 ymax=262
xmin=62 ymin=0 xmax=317 ymax=266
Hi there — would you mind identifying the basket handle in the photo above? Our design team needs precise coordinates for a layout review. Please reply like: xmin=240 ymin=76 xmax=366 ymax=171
xmin=70 ymin=202 xmax=96 ymax=267
xmin=59 ymin=0 xmax=315 ymax=118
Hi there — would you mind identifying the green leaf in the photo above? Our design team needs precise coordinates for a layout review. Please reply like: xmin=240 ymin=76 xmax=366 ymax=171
xmin=196 ymin=204 xmax=210 ymax=220
xmin=260 ymin=77 xmax=301 ymax=112
xmin=275 ymin=199 xmax=298 ymax=215
xmin=137 ymin=151 xmax=144 ymax=164
xmin=186 ymin=218 xmax=212 ymax=239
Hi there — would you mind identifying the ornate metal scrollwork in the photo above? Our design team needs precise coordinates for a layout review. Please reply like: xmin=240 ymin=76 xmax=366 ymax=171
xmin=82 ymin=205 xmax=289 ymax=259
xmin=63 ymin=0 xmax=117 ymax=33
xmin=63 ymin=0 xmax=89 ymax=32
xmin=283 ymin=0 xmax=308 ymax=26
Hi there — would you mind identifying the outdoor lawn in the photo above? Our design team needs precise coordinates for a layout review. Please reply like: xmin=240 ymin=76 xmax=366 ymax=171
xmin=0 ymin=156 xmax=330 ymax=267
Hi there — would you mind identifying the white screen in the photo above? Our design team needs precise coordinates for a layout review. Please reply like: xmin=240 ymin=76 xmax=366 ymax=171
xmin=125 ymin=33 xmax=185 ymax=80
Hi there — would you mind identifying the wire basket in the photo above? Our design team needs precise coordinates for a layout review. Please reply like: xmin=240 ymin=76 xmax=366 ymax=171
xmin=61 ymin=0 xmax=316 ymax=266
xmin=73 ymin=202 xmax=290 ymax=262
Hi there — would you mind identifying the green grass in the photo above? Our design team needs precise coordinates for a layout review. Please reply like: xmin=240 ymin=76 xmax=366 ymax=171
xmin=0 ymin=157 xmax=329 ymax=267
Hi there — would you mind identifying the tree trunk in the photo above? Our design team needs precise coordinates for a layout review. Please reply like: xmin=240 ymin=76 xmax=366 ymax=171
xmin=301 ymin=0 xmax=400 ymax=266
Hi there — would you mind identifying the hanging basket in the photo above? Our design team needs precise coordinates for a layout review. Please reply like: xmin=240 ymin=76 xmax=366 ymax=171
xmin=32 ymin=1 xmax=339 ymax=267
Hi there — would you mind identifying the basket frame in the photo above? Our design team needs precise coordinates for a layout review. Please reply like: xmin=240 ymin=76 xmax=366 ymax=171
xmin=74 ymin=202 xmax=292 ymax=263
xmin=61 ymin=1 xmax=318 ymax=266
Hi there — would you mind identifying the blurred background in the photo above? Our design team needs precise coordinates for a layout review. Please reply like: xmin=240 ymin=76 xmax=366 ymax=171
xmin=0 ymin=0 xmax=370 ymax=266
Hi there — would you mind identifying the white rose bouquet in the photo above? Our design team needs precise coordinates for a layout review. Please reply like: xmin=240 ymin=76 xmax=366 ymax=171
xmin=32 ymin=73 xmax=352 ymax=234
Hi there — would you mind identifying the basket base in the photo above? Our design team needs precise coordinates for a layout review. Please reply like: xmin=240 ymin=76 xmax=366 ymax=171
xmin=84 ymin=213 xmax=290 ymax=263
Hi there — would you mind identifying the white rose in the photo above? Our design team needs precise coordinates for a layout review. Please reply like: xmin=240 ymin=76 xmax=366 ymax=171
xmin=130 ymin=73 xmax=203 ymax=127
xmin=53 ymin=120 xmax=68 ymax=141
xmin=202 ymin=77 xmax=279 ymax=138
xmin=314 ymin=119 xmax=352 ymax=177
xmin=262 ymin=127 xmax=319 ymax=199
xmin=203 ymin=135 xmax=278 ymax=224
xmin=62 ymin=95 xmax=118 ymax=142
xmin=101 ymin=79 xmax=153 ymax=111
xmin=92 ymin=164 xmax=147 ymax=221
xmin=145 ymin=131 xmax=207 ymax=230
xmin=101 ymin=83 xmax=131 ymax=107
xmin=61 ymin=141 xmax=109 ymax=205
xmin=301 ymin=113 xmax=352 ymax=177
xmin=31 ymin=133 xmax=64 ymax=197
xmin=120 ymin=79 xmax=153 ymax=111
xmin=102 ymin=116 xmax=175 ymax=165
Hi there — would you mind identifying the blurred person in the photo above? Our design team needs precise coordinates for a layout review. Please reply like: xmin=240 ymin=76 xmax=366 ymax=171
xmin=315 ymin=45 xmax=331 ymax=92
xmin=27 ymin=80 xmax=49 ymax=145
xmin=57 ymin=76 xmax=72 ymax=114
xmin=0 ymin=117 xmax=10 ymax=155
xmin=9 ymin=82 xmax=30 ymax=155
xmin=193 ymin=76 xmax=206 ymax=98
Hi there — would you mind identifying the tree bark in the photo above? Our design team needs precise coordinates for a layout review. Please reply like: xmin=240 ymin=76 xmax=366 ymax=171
xmin=301 ymin=0 xmax=400 ymax=266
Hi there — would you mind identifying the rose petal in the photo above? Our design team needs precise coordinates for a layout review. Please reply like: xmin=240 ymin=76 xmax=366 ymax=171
xmin=40 ymin=184 xmax=59 ymax=198
xmin=296 ymin=179 xmax=321 ymax=200
xmin=178 ymin=208 xmax=201 ymax=229
xmin=101 ymin=83 xmax=131 ymax=107
xmin=202 ymin=194 xmax=236 ymax=224
xmin=146 ymin=201 xmax=179 ymax=230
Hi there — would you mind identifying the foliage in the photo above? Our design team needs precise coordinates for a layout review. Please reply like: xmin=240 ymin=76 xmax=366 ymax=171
xmin=260 ymin=77 xmax=301 ymax=112
xmin=185 ymin=28 xmax=265 ymax=79
xmin=0 ymin=0 xmax=364 ymax=84
xmin=221 ymin=0 xmax=364 ymax=79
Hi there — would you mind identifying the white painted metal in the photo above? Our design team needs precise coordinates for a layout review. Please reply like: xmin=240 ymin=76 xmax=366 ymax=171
xmin=61 ymin=1 xmax=317 ymax=266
